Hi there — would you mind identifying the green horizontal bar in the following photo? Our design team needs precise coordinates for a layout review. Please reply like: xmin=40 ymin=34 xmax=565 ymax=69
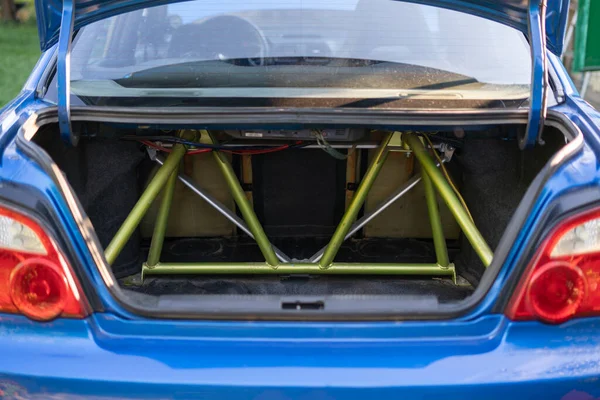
xmin=142 ymin=262 xmax=455 ymax=277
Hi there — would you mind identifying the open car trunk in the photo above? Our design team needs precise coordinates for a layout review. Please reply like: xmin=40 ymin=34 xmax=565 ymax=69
xmin=30 ymin=121 xmax=568 ymax=313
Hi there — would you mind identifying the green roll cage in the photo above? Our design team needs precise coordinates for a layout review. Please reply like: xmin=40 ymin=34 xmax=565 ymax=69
xmin=104 ymin=131 xmax=493 ymax=283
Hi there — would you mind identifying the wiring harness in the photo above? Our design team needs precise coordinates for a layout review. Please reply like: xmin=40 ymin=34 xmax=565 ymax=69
xmin=122 ymin=135 xmax=307 ymax=155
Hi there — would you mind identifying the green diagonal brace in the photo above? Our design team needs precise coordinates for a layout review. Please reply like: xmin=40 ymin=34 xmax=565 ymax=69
xmin=422 ymin=170 xmax=450 ymax=268
xmin=204 ymin=131 xmax=279 ymax=266
xmin=404 ymin=133 xmax=493 ymax=267
xmin=319 ymin=132 xmax=394 ymax=268
xmin=146 ymin=166 xmax=179 ymax=267
xmin=105 ymin=142 xmax=186 ymax=265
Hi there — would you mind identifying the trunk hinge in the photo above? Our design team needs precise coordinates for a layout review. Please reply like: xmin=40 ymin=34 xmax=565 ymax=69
xmin=57 ymin=0 xmax=78 ymax=146
xmin=520 ymin=0 xmax=548 ymax=149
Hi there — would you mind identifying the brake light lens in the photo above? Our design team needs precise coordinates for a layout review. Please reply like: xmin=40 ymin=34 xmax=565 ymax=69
xmin=0 ymin=208 xmax=88 ymax=321
xmin=507 ymin=208 xmax=600 ymax=324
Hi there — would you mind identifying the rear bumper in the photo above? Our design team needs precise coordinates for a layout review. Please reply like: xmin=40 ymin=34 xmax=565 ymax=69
xmin=0 ymin=314 xmax=599 ymax=399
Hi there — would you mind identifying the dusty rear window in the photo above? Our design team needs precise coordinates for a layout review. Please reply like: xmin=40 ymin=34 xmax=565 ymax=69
xmin=65 ymin=0 xmax=532 ymax=105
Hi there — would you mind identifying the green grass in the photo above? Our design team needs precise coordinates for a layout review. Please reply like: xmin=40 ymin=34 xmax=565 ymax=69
xmin=0 ymin=23 xmax=40 ymax=107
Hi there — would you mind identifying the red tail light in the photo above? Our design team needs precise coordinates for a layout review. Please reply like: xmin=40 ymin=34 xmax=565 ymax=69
xmin=0 ymin=207 xmax=88 ymax=321
xmin=507 ymin=207 xmax=600 ymax=324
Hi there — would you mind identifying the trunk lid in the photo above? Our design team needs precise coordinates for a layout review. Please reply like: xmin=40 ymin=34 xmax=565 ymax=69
xmin=35 ymin=0 xmax=569 ymax=54
xmin=39 ymin=0 xmax=568 ymax=148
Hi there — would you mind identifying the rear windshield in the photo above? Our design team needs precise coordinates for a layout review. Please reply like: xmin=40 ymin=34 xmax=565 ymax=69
xmin=65 ymin=0 xmax=532 ymax=107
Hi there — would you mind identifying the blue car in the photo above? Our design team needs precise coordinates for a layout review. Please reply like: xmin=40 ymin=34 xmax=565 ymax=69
xmin=2 ymin=0 xmax=600 ymax=398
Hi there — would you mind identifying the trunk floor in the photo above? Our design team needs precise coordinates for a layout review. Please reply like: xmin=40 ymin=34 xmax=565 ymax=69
xmin=123 ymin=237 xmax=473 ymax=302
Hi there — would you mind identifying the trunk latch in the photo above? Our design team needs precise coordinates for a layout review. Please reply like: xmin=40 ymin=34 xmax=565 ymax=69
xmin=281 ymin=299 xmax=325 ymax=311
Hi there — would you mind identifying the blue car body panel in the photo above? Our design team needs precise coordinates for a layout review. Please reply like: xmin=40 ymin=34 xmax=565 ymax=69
xmin=2 ymin=313 xmax=600 ymax=399
xmin=2 ymin=3 xmax=600 ymax=398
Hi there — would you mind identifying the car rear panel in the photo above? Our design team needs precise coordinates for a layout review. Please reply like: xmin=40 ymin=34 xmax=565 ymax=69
xmin=0 ymin=312 xmax=599 ymax=399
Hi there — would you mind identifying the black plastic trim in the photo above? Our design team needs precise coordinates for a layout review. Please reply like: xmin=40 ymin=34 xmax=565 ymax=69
xmin=36 ymin=50 xmax=57 ymax=100
xmin=548 ymin=64 xmax=566 ymax=104
xmin=34 ymin=105 xmax=530 ymax=127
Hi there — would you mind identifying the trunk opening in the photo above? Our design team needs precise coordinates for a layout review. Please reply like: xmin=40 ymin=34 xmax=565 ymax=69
xmin=27 ymin=118 xmax=570 ymax=316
